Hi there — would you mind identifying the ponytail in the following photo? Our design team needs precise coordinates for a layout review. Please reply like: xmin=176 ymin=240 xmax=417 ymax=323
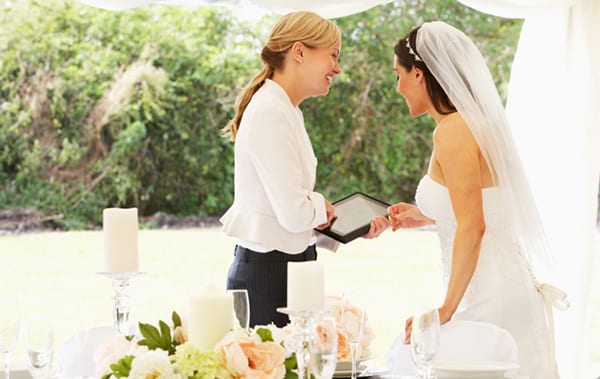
xmin=222 ymin=66 xmax=274 ymax=140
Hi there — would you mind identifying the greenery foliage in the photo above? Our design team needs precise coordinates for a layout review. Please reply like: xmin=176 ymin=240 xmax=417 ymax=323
xmin=0 ymin=0 xmax=522 ymax=228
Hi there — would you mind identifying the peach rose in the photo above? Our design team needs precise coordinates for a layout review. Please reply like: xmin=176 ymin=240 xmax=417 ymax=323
xmin=216 ymin=330 xmax=286 ymax=379
xmin=336 ymin=329 xmax=351 ymax=361
xmin=324 ymin=295 xmax=375 ymax=361
xmin=173 ymin=325 xmax=187 ymax=345
xmin=172 ymin=313 xmax=188 ymax=345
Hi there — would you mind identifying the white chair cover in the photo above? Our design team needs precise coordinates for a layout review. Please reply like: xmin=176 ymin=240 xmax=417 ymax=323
xmin=56 ymin=325 xmax=117 ymax=378
xmin=387 ymin=320 xmax=518 ymax=375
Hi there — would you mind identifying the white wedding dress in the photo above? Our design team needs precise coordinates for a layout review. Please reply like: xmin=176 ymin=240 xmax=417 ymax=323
xmin=392 ymin=175 xmax=559 ymax=379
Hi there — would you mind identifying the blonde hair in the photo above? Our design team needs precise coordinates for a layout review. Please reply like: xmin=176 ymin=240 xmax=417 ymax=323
xmin=222 ymin=11 xmax=341 ymax=140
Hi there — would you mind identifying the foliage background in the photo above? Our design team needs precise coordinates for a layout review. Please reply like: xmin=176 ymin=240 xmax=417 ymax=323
xmin=0 ymin=0 xmax=522 ymax=228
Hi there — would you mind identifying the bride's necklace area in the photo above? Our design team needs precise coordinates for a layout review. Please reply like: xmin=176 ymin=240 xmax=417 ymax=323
xmin=436 ymin=111 xmax=459 ymax=124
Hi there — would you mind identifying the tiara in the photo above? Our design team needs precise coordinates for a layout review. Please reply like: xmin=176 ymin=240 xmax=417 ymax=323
xmin=405 ymin=38 xmax=422 ymax=62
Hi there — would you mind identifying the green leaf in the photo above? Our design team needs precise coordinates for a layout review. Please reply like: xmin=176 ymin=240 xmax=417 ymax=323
xmin=255 ymin=327 xmax=273 ymax=342
xmin=172 ymin=311 xmax=182 ymax=328
xmin=158 ymin=320 xmax=175 ymax=354
xmin=284 ymin=370 xmax=299 ymax=379
xmin=138 ymin=322 xmax=170 ymax=351
xmin=108 ymin=355 xmax=135 ymax=378
xmin=284 ymin=355 xmax=297 ymax=370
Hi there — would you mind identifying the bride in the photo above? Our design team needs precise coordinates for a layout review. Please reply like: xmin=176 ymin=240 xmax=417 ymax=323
xmin=366 ymin=21 xmax=568 ymax=379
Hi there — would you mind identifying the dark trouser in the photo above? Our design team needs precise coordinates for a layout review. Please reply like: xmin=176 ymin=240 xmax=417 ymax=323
xmin=226 ymin=244 xmax=317 ymax=328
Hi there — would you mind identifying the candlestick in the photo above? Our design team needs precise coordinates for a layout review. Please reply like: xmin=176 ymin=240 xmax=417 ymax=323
xmin=188 ymin=283 xmax=233 ymax=349
xmin=287 ymin=261 xmax=324 ymax=312
xmin=98 ymin=271 xmax=143 ymax=335
xmin=103 ymin=208 xmax=139 ymax=273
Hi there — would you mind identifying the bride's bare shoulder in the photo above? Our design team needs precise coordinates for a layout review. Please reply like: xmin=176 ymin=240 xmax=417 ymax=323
xmin=433 ymin=113 xmax=475 ymax=147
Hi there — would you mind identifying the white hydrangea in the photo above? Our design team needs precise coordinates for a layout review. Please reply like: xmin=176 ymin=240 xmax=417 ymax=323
xmin=128 ymin=349 xmax=181 ymax=379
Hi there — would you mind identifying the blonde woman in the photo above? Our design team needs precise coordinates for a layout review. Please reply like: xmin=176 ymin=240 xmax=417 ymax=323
xmin=220 ymin=11 xmax=341 ymax=327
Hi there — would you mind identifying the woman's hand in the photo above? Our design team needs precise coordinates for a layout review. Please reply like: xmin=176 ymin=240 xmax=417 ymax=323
xmin=316 ymin=199 xmax=337 ymax=230
xmin=388 ymin=202 xmax=434 ymax=230
xmin=363 ymin=216 xmax=390 ymax=239
xmin=403 ymin=306 xmax=453 ymax=344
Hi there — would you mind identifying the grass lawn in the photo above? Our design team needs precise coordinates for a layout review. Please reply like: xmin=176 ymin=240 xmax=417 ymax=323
xmin=1 ymin=227 xmax=598 ymax=373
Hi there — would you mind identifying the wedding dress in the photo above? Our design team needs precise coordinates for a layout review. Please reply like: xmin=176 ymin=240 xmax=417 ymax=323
xmin=412 ymin=174 xmax=557 ymax=379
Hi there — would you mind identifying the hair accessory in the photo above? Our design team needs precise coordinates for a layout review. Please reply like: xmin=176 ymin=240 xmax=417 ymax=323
xmin=405 ymin=38 xmax=422 ymax=62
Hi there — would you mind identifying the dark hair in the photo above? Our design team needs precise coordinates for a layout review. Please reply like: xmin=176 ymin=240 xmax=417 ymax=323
xmin=394 ymin=27 xmax=456 ymax=115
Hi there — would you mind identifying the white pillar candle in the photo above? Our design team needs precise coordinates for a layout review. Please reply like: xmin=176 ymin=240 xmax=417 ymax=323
xmin=103 ymin=208 xmax=139 ymax=273
xmin=287 ymin=261 xmax=324 ymax=312
xmin=188 ymin=283 xmax=234 ymax=349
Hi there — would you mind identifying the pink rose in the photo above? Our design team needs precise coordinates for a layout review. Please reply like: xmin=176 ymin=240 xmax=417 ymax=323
xmin=93 ymin=334 xmax=135 ymax=378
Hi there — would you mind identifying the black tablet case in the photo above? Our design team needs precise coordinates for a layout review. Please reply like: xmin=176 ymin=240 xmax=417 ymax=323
xmin=315 ymin=192 xmax=389 ymax=244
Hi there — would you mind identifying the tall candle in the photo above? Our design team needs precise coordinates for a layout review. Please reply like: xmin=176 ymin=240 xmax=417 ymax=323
xmin=287 ymin=261 xmax=324 ymax=312
xmin=188 ymin=283 xmax=234 ymax=349
xmin=103 ymin=208 xmax=139 ymax=273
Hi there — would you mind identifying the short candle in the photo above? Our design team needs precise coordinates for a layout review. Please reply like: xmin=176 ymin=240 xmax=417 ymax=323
xmin=188 ymin=283 xmax=234 ymax=349
xmin=287 ymin=261 xmax=324 ymax=312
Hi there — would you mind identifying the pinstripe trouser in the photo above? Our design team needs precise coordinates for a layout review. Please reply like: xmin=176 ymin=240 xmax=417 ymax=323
xmin=226 ymin=244 xmax=317 ymax=327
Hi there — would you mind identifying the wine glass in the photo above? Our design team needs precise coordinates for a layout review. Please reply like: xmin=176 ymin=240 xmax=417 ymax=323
xmin=0 ymin=296 xmax=19 ymax=379
xmin=340 ymin=295 xmax=366 ymax=379
xmin=310 ymin=316 xmax=338 ymax=379
xmin=410 ymin=308 xmax=440 ymax=379
xmin=25 ymin=316 xmax=54 ymax=379
xmin=227 ymin=289 xmax=250 ymax=331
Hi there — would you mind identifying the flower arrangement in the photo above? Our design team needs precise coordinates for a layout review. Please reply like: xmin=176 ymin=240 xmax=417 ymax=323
xmin=95 ymin=298 xmax=374 ymax=379
xmin=95 ymin=312 xmax=297 ymax=379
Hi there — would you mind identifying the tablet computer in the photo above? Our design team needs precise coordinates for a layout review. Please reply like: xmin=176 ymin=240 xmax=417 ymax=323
xmin=315 ymin=192 xmax=389 ymax=244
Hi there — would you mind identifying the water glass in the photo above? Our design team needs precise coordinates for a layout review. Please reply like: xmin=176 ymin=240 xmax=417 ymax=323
xmin=310 ymin=316 xmax=337 ymax=379
xmin=25 ymin=316 xmax=54 ymax=379
xmin=340 ymin=295 xmax=366 ymax=379
xmin=410 ymin=308 xmax=440 ymax=379
xmin=0 ymin=297 xmax=19 ymax=379
xmin=228 ymin=289 xmax=250 ymax=331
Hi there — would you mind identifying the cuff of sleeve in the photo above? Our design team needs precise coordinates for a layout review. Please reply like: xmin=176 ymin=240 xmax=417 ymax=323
xmin=316 ymin=232 xmax=340 ymax=252
xmin=308 ymin=191 xmax=327 ymax=226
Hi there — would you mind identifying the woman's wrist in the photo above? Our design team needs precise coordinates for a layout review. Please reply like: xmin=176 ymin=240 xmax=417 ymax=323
xmin=438 ymin=304 xmax=454 ymax=324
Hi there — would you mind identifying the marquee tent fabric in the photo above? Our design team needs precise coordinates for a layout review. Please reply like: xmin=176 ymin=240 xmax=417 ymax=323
xmin=76 ymin=0 xmax=600 ymax=377
xmin=77 ymin=0 xmax=393 ymax=18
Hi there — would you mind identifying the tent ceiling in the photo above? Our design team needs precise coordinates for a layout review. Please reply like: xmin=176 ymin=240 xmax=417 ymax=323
xmin=76 ymin=0 xmax=393 ymax=18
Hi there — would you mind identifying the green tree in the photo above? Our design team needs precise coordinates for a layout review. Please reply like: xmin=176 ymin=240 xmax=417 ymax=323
xmin=0 ymin=0 xmax=521 ymax=228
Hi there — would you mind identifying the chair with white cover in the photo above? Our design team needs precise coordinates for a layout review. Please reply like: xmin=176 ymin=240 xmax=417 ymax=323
xmin=56 ymin=325 xmax=116 ymax=378
xmin=387 ymin=320 xmax=519 ymax=376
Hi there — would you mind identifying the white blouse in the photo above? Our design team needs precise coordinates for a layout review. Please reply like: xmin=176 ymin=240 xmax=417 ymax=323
xmin=220 ymin=80 xmax=327 ymax=254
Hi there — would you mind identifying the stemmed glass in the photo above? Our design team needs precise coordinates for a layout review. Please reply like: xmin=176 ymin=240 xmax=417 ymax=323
xmin=410 ymin=308 xmax=440 ymax=379
xmin=340 ymin=295 xmax=366 ymax=379
xmin=310 ymin=316 xmax=338 ymax=379
xmin=0 ymin=296 xmax=19 ymax=379
xmin=25 ymin=316 xmax=54 ymax=379
xmin=227 ymin=289 xmax=250 ymax=331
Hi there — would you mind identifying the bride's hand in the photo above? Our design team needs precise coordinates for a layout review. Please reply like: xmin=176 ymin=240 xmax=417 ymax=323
xmin=404 ymin=306 xmax=453 ymax=344
xmin=388 ymin=202 xmax=433 ymax=231
xmin=363 ymin=216 xmax=390 ymax=239
xmin=404 ymin=316 xmax=413 ymax=344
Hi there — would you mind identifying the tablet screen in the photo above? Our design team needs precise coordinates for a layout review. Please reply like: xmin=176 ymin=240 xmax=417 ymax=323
xmin=329 ymin=193 xmax=388 ymax=235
